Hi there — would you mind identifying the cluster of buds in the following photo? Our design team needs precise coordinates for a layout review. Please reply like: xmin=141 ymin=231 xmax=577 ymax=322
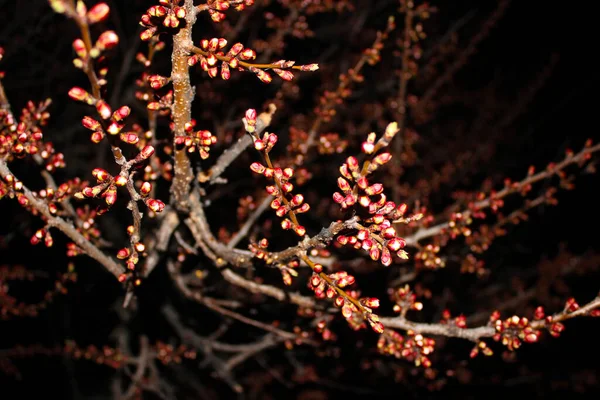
xmin=336 ymin=216 xmax=408 ymax=267
xmin=440 ymin=309 xmax=467 ymax=328
xmin=469 ymin=340 xmax=494 ymax=358
xmin=246 ymin=109 xmax=309 ymax=237
xmin=154 ymin=341 xmax=197 ymax=365
xmin=140 ymin=1 xmax=187 ymax=41
xmin=0 ymin=174 xmax=30 ymax=208
xmin=30 ymin=227 xmax=54 ymax=248
xmin=316 ymin=318 xmax=337 ymax=341
xmin=333 ymin=123 xmax=399 ymax=211
xmin=49 ymin=1 xmax=110 ymax=24
xmin=390 ymin=285 xmax=423 ymax=315
xmin=0 ymin=99 xmax=64 ymax=172
xmin=377 ymin=329 xmax=435 ymax=368
xmin=201 ymin=0 xmax=256 ymax=23
xmin=250 ymin=161 xmax=310 ymax=236
xmin=489 ymin=312 xmax=541 ymax=351
xmin=73 ymin=149 xmax=165 ymax=214
xmin=79 ymin=103 xmax=132 ymax=144
xmin=117 ymin=241 xmax=146 ymax=272
xmin=1 ymin=264 xmax=77 ymax=319
xmin=173 ymin=119 xmax=217 ymax=159
xmin=446 ymin=212 xmax=473 ymax=240
xmin=414 ymin=242 xmax=445 ymax=269
xmin=63 ymin=341 xmax=127 ymax=369
xmin=308 ymin=270 xmax=384 ymax=333
xmin=72 ymin=29 xmax=119 ymax=67
xmin=189 ymin=39 xmax=316 ymax=83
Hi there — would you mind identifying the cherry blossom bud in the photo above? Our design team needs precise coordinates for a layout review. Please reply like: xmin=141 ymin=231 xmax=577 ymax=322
xmin=120 ymin=132 xmax=139 ymax=144
xmin=255 ymin=69 xmax=272 ymax=84
xmin=274 ymin=68 xmax=294 ymax=81
xmin=250 ymin=162 xmax=265 ymax=174
xmin=140 ymin=182 xmax=152 ymax=195
xmin=281 ymin=219 xmax=292 ymax=230
xmin=112 ymin=106 xmax=130 ymax=121
xmin=146 ymin=198 xmax=165 ymax=213
xmin=104 ymin=187 xmax=117 ymax=205
xmin=87 ymin=3 xmax=110 ymax=23
xmin=299 ymin=64 xmax=319 ymax=71
xmin=91 ymin=131 xmax=104 ymax=143
xmin=240 ymin=48 xmax=256 ymax=60
xmin=49 ymin=0 xmax=69 ymax=14
xmin=72 ymin=39 xmax=87 ymax=58
xmin=294 ymin=225 xmax=306 ymax=236
xmin=163 ymin=14 xmax=179 ymax=28
xmin=117 ymin=248 xmax=130 ymax=259
xmin=137 ymin=145 xmax=155 ymax=161
xmin=220 ymin=63 xmax=230 ymax=80
xmin=92 ymin=168 xmax=110 ymax=182
xmin=96 ymin=100 xmax=112 ymax=119
xmin=174 ymin=6 xmax=186 ymax=19
xmin=373 ymin=152 xmax=392 ymax=165
xmin=96 ymin=30 xmax=119 ymax=51
xmin=140 ymin=27 xmax=157 ymax=41
xmin=365 ymin=183 xmax=384 ymax=196
xmin=114 ymin=175 xmax=127 ymax=186
xmin=82 ymin=116 xmax=101 ymax=131
xmin=69 ymin=87 xmax=94 ymax=104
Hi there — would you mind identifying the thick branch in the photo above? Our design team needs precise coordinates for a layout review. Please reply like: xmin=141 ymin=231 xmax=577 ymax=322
xmin=170 ymin=0 xmax=197 ymax=210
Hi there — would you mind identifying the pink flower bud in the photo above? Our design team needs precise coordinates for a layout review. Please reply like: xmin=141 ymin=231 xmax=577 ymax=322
xmin=87 ymin=3 xmax=110 ymax=24
xmin=96 ymin=30 xmax=119 ymax=51
xmin=137 ymin=145 xmax=155 ymax=161
xmin=250 ymin=162 xmax=265 ymax=174
xmin=299 ymin=64 xmax=319 ymax=71
xmin=114 ymin=175 xmax=127 ymax=186
xmin=82 ymin=116 xmax=101 ymax=131
xmin=72 ymin=39 xmax=87 ymax=58
xmin=146 ymin=198 xmax=165 ymax=213
xmin=163 ymin=14 xmax=179 ymax=28
xmin=120 ymin=132 xmax=139 ymax=144
xmin=240 ymin=48 xmax=256 ymax=60
xmin=92 ymin=168 xmax=110 ymax=182
xmin=140 ymin=182 xmax=152 ymax=195
xmin=112 ymin=106 xmax=130 ymax=121
xmin=68 ymin=87 xmax=93 ymax=104
xmin=96 ymin=100 xmax=112 ymax=119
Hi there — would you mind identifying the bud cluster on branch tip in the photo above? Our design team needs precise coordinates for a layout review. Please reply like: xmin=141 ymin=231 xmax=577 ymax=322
xmin=73 ymin=158 xmax=164 ymax=215
xmin=139 ymin=2 xmax=187 ymax=41
xmin=415 ymin=243 xmax=445 ymax=269
xmin=172 ymin=119 xmax=217 ymax=159
xmin=117 ymin=241 xmax=145 ymax=271
xmin=81 ymin=105 xmax=133 ymax=144
xmin=391 ymin=285 xmax=424 ymax=314
xmin=188 ymin=39 xmax=316 ymax=83
xmin=243 ymin=108 xmax=310 ymax=235
xmin=0 ymin=100 xmax=63 ymax=171
xmin=202 ymin=0 xmax=256 ymax=23
xmin=489 ymin=312 xmax=541 ymax=351
xmin=49 ymin=1 xmax=110 ymax=23
xmin=377 ymin=330 xmax=435 ymax=368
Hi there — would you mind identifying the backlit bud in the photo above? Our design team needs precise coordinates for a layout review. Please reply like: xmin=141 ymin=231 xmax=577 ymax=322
xmin=69 ymin=87 xmax=93 ymax=104
xmin=87 ymin=3 xmax=110 ymax=23
xmin=96 ymin=100 xmax=112 ymax=119
xmin=146 ymin=198 xmax=165 ymax=212
xmin=96 ymin=30 xmax=119 ymax=51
